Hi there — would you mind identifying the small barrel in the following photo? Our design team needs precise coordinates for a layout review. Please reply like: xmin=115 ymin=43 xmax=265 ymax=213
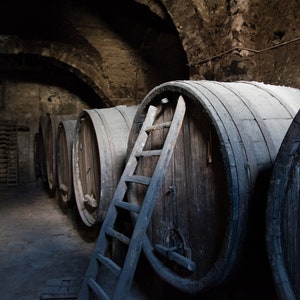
xmin=56 ymin=119 xmax=77 ymax=207
xmin=37 ymin=115 xmax=49 ymax=187
xmin=44 ymin=114 xmax=77 ymax=197
xmin=266 ymin=108 xmax=300 ymax=300
xmin=33 ymin=133 xmax=41 ymax=180
xmin=126 ymin=80 xmax=300 ymax=294
xmin=72 ymin=105 xmax=138 ymax=227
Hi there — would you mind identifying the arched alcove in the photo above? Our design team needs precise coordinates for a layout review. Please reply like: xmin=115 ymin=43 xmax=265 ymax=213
xmin=0 ymin=0 xmax=190 ymax=183
xmin=0 ymin=53 xmax=106 ymax=182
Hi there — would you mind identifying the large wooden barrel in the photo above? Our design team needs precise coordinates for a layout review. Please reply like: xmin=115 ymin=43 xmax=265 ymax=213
xmin=72 ymin=105 xmax=138 ymax=227
xmin=266 ymin=108 xmax=300 ymax=300
xmin=44 ymin=114 xmax=77 ymax=196
xmin=126 ymin=80 xmax=300 ymax=294
xmin=56 ymin=119 xmax=77 ymax=207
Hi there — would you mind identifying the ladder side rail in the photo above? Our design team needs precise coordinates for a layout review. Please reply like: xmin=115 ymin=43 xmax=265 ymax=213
xmin=6 ymin=121 xmax=18 ymax=186
xmin=92 ymin=104 xmax=158 ymax=253
xmin=78 ymin=106 xmax=158 ymax=300
xmin=113 ymin=96 xmax=186 ymax=300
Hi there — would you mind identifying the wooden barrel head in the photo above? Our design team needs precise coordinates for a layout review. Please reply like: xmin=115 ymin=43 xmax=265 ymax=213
xmin=73 ymin=106 xmax=138 ymax=227
xmin=44 ymin=114 xmax=77 ymax=196
xmin=56 ymin=120 xmax=77 ymax=206
xmin=126 ymin=80 xmax=300 ymax=294
xmin=73 ymin=112 xmax=101 ymax=226
xmin=128 ymin=96 xmax=229 ymax=279
xmin=267 ymin=108 xmax=300 ymax=300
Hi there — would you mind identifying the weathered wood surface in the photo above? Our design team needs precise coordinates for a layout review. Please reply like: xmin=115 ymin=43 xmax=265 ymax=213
xmin=126 ymin=80 xmax=300 ymax=294
xmin=79 ymin=98 xmax=187 ymax=300
xmin=72 ymin=105 xmax=138 ymax=227
xmin=266 ymin=108 xmax=300 ymax=300
xmin=44 ymin=114 xmax=77 ymax=197
xmin=37 ymin=115 xmax=48 ymax=187
xmin=56 ymin=120 xmax=77 ymax=207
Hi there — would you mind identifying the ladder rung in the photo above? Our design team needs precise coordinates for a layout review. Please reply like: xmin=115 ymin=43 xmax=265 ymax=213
xmin=87 ymin=277 xmax=110 ymax=300
xmin=78 ymin=98 xmax=187 ymax=299
xmin=145 ymin=121 xmax=171 ymax=133
xmin=125 ymin=175 xmax=151 ymax=186
xmin=96 ymin=253 xmax=121 ymax=277
xmin=115 ymin=200 xmax=140 ymax=214
xmin=136 ymin=149 xmax=162 ymax=157
xmin=106 ymin=226 xmax=130 ymax=245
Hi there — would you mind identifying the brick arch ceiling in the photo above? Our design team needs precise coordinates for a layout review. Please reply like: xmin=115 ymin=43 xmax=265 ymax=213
xmin=0 ymin=35 xmax=113 ymax=107
xmin=136 ymin=0 xmax=209 ymax=65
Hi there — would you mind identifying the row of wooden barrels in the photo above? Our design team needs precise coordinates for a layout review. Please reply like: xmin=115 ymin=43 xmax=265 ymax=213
xmin=34 ymin=80 xmax=300 ymax=299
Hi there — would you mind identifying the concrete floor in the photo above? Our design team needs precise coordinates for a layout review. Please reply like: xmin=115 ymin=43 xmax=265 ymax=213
xmin=0 ymin=183 xmax=180 ymax=300
xmin=0 ymin=183 xmax=96 ymax=300
xmin=0 ymin=183 xmax=279 ymax=300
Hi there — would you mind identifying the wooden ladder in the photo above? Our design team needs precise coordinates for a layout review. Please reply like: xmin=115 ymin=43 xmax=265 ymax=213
xmin=7 ymin=121 xmax=18 ymax=186
xmin=0 ymin=121 xmax=18 ymax=187
xmin=78 ymin=96 xmax=186 ymax=300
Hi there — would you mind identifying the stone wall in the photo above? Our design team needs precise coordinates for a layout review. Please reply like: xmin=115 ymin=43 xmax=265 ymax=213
xmin=141 ymin=0 xmax=300 ymax=87
xmin=0 ymin=0 xmax=299 ymax=183
xmin=0 ymin=80 xmax=90 ymax=182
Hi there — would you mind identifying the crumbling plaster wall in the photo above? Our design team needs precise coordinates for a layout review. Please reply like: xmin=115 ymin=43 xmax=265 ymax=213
xmin=136 ymin=0 xmax=300 ymax=88
xmin=1 ymin=0 xmax=299 ymax=108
